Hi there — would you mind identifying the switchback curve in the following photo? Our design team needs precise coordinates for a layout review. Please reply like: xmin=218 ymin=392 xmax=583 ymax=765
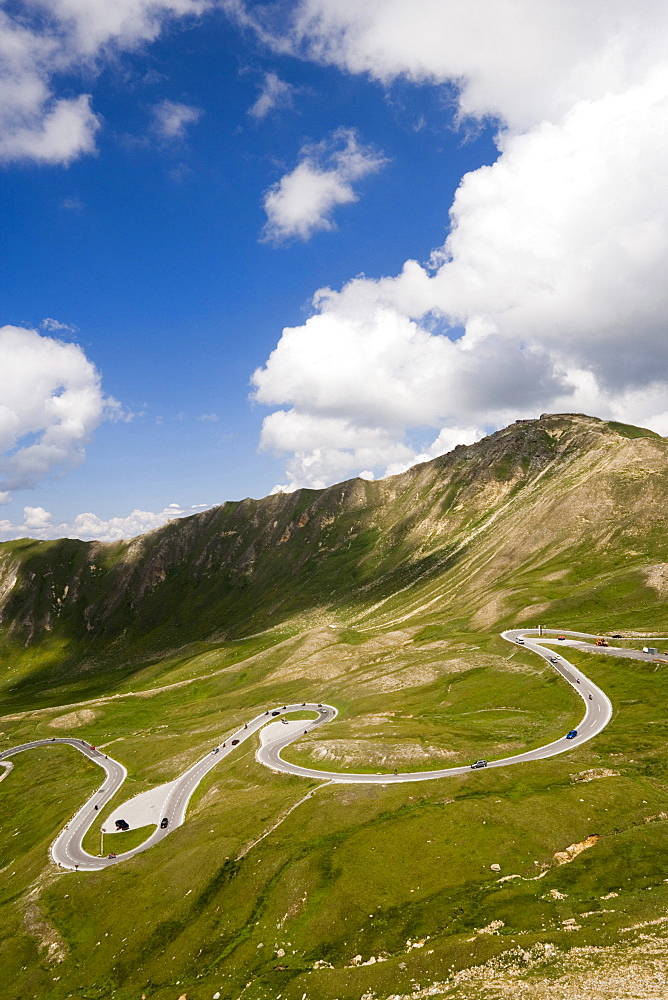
xmin=0 ymin=627 xmax=618 ymax=870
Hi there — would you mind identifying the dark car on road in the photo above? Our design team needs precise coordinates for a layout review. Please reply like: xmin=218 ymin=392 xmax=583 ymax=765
xmin=115 ymin=819 xmax=129 ymax=831
xmin=231 ymin=739 xmax=239 ymax=745
xmin=271 ymin=710 xmax=280 ymax=716
xmin=566 ymin=730 xmax=578 ymax=739
xmin=471 ymin=760 xmax=488 ymax=769
xmin=160 ymin=817 xmax=169 ymax=829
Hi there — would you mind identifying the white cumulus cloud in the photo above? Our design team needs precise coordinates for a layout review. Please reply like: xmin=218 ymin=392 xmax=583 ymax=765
xmin=0 ymin=325 xmax=118 ymax=494
xmin=244 ymin=1 xmax=668 ymax=489
xmin=0 ymin=501 xmax=213 ymax=543
xmin=22 ymin=506 xmax=54 ymax=531
xmin=0 ymin=0 xmax=211 ymax=165
xmin=243 ymin=0 xmax=668 ymax=129
xmin=262 ymin=127 xmax=387 ymax=242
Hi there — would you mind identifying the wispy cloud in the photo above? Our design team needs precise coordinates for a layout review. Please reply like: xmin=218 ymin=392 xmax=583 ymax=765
xmin=60 ymin=196 xmax=84 ymax=212
xmin=151 ymin=99 xmax=203 ymax=141
xmin=41 ymin=317 xmax=78 ymax=334
xmin=249 ymin=72 xmax=296 ymax=120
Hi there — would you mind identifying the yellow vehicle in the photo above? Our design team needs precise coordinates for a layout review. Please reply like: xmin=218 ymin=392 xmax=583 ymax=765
xmin=595 ymin=638 xmax=609 ymax=647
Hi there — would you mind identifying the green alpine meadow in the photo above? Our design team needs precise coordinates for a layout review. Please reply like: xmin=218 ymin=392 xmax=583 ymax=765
xmin=2 ymin=413 xmax=668 ymax=1000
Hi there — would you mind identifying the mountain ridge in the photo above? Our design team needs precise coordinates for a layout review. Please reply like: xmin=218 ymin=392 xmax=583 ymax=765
xmin=0 ymin=412 xmax=666 ymax=684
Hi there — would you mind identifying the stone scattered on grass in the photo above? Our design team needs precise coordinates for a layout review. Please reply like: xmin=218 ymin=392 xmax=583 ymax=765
xmin=406 ymin=938 xmax=429 ymax=950
xmin=476 ymin=920 xmax=505 ymax=935
xmin=384 ymin=934 xmax=668 ymax=999
xmin=545 ymin=888 xmax=568 ymax=899
xmin=643 ymin=811 xmax=668 ymax=824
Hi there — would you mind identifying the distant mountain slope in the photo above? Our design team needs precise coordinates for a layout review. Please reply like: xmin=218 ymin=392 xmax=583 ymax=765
xmin=1 ymin=414 xmax=667 ymax=674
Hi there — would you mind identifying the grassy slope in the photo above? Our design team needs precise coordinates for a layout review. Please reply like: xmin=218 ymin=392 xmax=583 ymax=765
xmin=1 ymin=415 xmax=668 ymax=998
xmin=2 ymin=629 xmax=668 ymax=999
xmin=2 ymin=413 xmax=667 ymax=700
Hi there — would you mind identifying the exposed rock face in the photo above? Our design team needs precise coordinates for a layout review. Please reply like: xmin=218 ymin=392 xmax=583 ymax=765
xmin=553 ymin=835 xmax=600 ymax=864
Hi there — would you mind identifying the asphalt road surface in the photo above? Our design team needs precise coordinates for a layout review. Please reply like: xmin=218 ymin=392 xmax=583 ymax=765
xmin=0 ymin=628 xmax=625 ymax=870
xmin=0 ymin=704 xmax=330 ymax=870
xmin=257 ymin=628 xmax=613 ymax=782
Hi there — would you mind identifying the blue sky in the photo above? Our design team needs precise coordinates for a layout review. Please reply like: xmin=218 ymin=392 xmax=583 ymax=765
xmin=1 ymin=2 xmax=667 ymax=541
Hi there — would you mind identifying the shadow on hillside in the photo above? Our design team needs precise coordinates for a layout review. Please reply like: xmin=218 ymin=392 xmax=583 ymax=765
xmin=0 ymin=540 xmax=466 ymax=712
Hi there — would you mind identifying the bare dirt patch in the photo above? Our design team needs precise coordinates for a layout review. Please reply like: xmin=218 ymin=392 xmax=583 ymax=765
xmin=48 ymin=708 xmax=99 ymax=730
xmin=21 ymin=898 xmax=68 ymax=964
xmin=571 ymin=768 xmax=620 ymax=783
xmin=269 ymin=626 xmax=425 ymax=683
xmin=469 ymin=595 xmax=510 ymax=630
xmin=353 ymin=713 xmax=395 ymax=727
xmin=516 ymin=602 xmax=551 ymax=622
xmin=364 ymin=664 xmax=442 ymax=693
xmin=553 ymin=835 xmax=599 ymax=865
xmin=305 ymin=739 xmax=458 ymax=767
xmin=645 ymin=563 xmax=668 ymax=595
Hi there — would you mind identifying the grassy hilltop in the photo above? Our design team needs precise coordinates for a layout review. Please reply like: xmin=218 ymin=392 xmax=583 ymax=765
xmin=2 ymin=413 xmax=668 ymax=999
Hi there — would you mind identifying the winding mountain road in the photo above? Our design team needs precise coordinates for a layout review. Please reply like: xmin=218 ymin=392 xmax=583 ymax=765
xmin=0 ymin=628 xmax=622 ymax=870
